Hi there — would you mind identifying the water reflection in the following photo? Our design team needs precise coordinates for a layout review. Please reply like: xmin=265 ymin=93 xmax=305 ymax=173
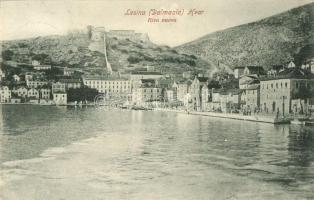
xmin=0 ymin=105 xmax=314 ymax=199
xmin=288 ymin=126 xmax=314 ymax=167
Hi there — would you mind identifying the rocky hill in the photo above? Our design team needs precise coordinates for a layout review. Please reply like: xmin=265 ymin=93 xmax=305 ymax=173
xmin=1 ymin=30 xmax=211 ymax=76
xmin=175 ymin=2 xmax=314 ymax=69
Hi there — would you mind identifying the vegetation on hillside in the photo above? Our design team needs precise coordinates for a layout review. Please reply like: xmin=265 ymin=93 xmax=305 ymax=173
xmin=176 ymin=3 xmax=314 ymax=69
xmin=1 ymin=30 xmax=211 ymax=76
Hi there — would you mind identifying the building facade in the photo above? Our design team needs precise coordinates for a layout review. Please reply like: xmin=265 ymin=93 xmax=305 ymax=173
xmin=241 ymin=85 xmax=260 ymax=113
xmin=189 ymin=77 xmax=209 ymax=111
xmin=40 ymin=88 xmax=51 ymax=99
xmin=260 ymin=78 xmax=314 ymax=115
xmin=83 ymin=77 xmax=131 ymax=99
xmin=53 ymin=93 xmax=67 ymax=105
xmin=26 ymin=80 xmax=49 ymax=88
xmin=52 ymin=82 xmax=66 ymax=93
xmin=0 ymin=86 xmax=11 ymax=103
xmin=59 ymin=79 xmax=82 ymax=90
xmin=27 ymin=88 xmax=40 ymax=99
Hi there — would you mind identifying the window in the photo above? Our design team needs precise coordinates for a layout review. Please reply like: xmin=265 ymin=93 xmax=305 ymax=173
xmin=285 ymin=82 xmax=287 ymax=88
xmin=271 ymin=84 xmax=273 ymax=88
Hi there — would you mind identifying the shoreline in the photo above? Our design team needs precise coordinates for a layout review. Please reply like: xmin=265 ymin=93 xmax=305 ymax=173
xmin=0 ymin=104 xmax=307 ymax=124
xmin=154 ymin=108 xmax=291 ymax=124
xmin=0 ymin=103 xmax=96 ymax=106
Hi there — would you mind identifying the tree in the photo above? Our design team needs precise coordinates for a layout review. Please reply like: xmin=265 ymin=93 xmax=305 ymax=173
xmin=45 ymin=67 xmax=63 ymax=81
xmin=67 ymin=87 xmax=99 ymax=102
xmin=127 ymin=56 xmax=141 ymax=64
xmin=32 ymin=53 xmax=51 ymax=64
xmin=295 ymin=84 xmax=312 ymax=100
xmin=1 ymin=50 xmax=14 ymax=61
xmin=208 ymin=80 xmax=221 ymax=89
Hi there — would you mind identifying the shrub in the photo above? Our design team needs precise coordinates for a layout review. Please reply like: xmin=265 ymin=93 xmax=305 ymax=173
xmin=1 ymin=50 xmax=14 ymax=61
xmin=127 ymin=56 xmax=142 ymax=64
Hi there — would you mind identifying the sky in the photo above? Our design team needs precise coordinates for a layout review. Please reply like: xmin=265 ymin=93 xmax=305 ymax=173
xmin=0 ymin=0 xmax=313 ymax=46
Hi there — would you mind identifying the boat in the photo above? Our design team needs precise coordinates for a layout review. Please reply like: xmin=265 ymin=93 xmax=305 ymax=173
xmin=131 ymin=106 xmax=152 ymax=111
xmin=305 ymin=120 xmax=314 ymax=126
xmin=291 ymin=119 xmax=306 ymax=125
xmin=132 ymin=106 xmax=147 ymax=111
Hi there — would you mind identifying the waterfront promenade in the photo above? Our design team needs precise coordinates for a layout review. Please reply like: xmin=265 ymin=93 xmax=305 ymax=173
xmin=154 ymin=108 xmax=291 ymax=124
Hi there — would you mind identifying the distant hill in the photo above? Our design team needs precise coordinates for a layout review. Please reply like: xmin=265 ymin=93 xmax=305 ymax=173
xmin=1 ymin=30 xmax=211 ymax=76
xmin=175 ymin=2 xmax=314 ymax=70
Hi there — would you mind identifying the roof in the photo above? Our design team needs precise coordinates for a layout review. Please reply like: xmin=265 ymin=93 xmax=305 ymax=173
xmin=242 ymin=79 xmax=260 ymax=85
xmin=245 ymin=66 xmax=266 ymax=75
xmin=176 ymin=79 xmax=192 ymax=85
xmin=83 ymin=76 xmax=128 ymax=81
xmin=38 ymin=85 xmax=51 ymax=89
xmin=196 ymin=77 xmax=209 ymax=82
xmin=246 ymin=85 xmax=260 ymax=90
xmin=16 ymin=86 xmax=27 ymax=90
xmin=131 ymin=71 xmax=163 ymax=75
xmin=27 ymin=80 xmax=48 ymax=82
xmin=59 ymin=79 xmax=81 ymax=83
xmin=158 ymin=78 xmax=174 ymax=87
xmin=216 ymin=88 xmax=243 ymax=95
xmin=234 ymin=66 xmax=245 ymax=69
xmin=141 ymin=79 xmax=156 ymax=84
xmin=261 ymin=67 xmax=314 ymax=81
xmin=271 ymin=65 xmax=284 ymax=71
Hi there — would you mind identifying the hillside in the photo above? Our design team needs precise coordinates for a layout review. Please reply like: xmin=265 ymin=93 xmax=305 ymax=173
xmin=1 ymin=30 xmax=211 ymax=76
xmin=175 ymin=2 xmax=314 ymax=69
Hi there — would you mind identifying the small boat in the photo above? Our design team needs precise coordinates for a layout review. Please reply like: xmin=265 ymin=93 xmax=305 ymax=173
xmin=291 ymin=119 xmax=305 ymax=125
xmin=305 ymin=121 xmax=314 ymax=126
xmin=132 ymin=106 xmax=152 ymax=111
xmin=132 ymin=106 xmax=147 ymax=111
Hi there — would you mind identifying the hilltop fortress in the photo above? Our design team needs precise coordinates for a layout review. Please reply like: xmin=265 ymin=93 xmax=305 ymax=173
xmin=87 ymin=25 xmax=150 ymax=53
xmin=107 ymin=30 xmax=150 ymax=43
xmin=87 ymin=25 xmax=150 ymax=74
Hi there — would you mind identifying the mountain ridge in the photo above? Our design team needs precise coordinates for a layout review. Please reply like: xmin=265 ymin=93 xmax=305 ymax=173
xmin=175 ymin=2 xmax=314 ymax=69
xmin=1 ymin=29 xmax=211 ymax=76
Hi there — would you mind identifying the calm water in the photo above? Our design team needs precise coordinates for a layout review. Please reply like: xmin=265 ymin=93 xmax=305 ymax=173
xmin=0 ymin=105 xmax=314 ymax=200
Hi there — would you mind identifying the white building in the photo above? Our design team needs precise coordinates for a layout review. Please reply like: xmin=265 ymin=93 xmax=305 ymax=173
xmin=83 ymin=77 xmax=131 ymax=98
xmin=53 ymin=92 xmax=67 ymax=105
xmin=33 ymin=65 xmax=51 ymax=70
xmin=40 ymin=88 xmax=51 ymax=99
xmin=0 ymin=86 xmax=11 ymax=103
xmin=27 ymin=88 xmax=39 ymax=99
xmin=26 ymin=80 xmax=49 ymax=88
xmin=13 ymin=87 xmax=28 ymax=98
xmin=52 ymin=82 xmax=66 ymax=93
xmin=32 ymin=60 xmax=40 ymax=66
xmin=0 ymin=68 xmax=5 ymax=82
xmin=59 ymin=79 xmax=82 ymax=90
xmin=129 ymin=71 xmax=164 ymax=80
xmin=13 ymin=74 xmax=20 ymax=82
xmin=165 ymin=89 xmax=174 ymax=102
